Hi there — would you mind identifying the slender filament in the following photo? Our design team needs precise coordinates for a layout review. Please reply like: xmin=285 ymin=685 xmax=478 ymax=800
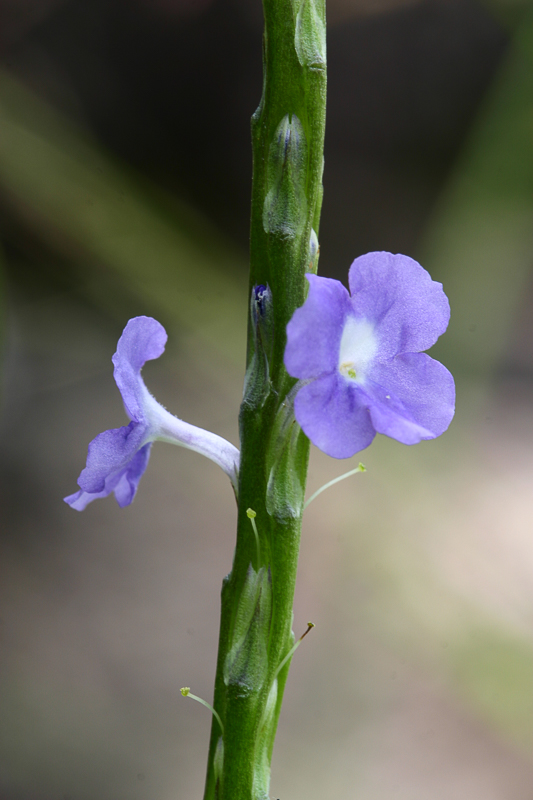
xmin=181 ymin=688 xmax=224 ymax=735
xmin=246 ymin=507 xmax=262 ymax=565
xmin=272 ymin=622 xmax=315 ymax=684
xmin=303 ymin=464 xmax=366 ymax=510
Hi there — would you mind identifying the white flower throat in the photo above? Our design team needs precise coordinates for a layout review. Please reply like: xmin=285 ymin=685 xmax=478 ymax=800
xmin=338 ymin=316 xmax=378 ymax=383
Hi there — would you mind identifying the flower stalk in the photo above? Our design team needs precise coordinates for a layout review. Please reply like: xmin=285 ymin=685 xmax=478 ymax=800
xmin=202 ymin=1 xmax=327 ymax=798
xmin=61 ymin=4 xmax=455 ymax=796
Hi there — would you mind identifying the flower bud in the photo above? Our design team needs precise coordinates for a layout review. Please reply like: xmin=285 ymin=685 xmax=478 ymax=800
xmin=266 ymin=418 xmax=305 ymax=521
xmin=242 ymin=284 xmax=274 ymax=409
xmin=294 ymin=0 xmax=326 ymax=70
xmin=252 ymin=284 xmax=274 ymax=359
xmin=308 ymin=228 xmax=320 ymax=274
xmin=262 ymin=114 xmax=308 ymax=240
xmin=223 ymin=564 xmax=272 ymax=693
xmin=265 ymin=385 xmax=307 ymax=521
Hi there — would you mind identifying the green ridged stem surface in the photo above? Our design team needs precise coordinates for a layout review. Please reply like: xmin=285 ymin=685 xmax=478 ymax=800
xmin=203 ymin=2 xmax=326 ymax=798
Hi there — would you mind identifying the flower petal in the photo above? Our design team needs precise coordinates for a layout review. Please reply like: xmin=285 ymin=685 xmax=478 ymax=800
xmin=294 ymin=373 xmax=376 ymax=458
xmin=76 ymin=422 xmax=148 ymax=494
xmin=285 ymin=275 xmax=353 ymax=379
xmin=366 ymin=353 xmax=455 ymax=444
xmin=64 ymin=487 xmax=111 ymax=511
xmin=348 ymin=252 xmax=450 ymax=358
xmin=64 ymin=443 xmax=152 ymax=510
xmin=112 ymin=316 xmax=168 ymax=421
xmin=109 ymin=444 xmax=152 ymax=507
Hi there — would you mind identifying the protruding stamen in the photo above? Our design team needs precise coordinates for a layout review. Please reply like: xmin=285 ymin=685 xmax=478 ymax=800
xmin=246 ymin=507 xmax=262 ymax=565
xmin=303 ymin=463 xmax=366 ymax=510
xmin=339 ymin=361 xmax=357 ymax=380
xmin=272 ymin=621 xmax=315 ymax=684
xmin=180 ymin=687 xmax=224 ymax=735
xmin=300 ymin=621 xmax=315 ymax=642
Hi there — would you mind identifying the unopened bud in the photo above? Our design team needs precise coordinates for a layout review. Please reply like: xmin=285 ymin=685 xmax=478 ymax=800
xmin=252 ymin=284 xmax=274 ymax=359
xmin=263 ymin=114 xmax=308 ymax=240
xmin=294 ymin=0 xmax=326 ymax=70
xmin=223 ymin=564 xmax=272 ymax=692
xmin=243 ymin=284 xmax=274 ymax=409
xmin=308 ymin=228 xmax=320 ymax=273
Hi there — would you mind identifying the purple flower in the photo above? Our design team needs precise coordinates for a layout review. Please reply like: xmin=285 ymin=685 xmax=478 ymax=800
xmin=64 ymin=316 xmax=239 ymax=510
xmin=284 ymin=252 xmax=455 ymax=458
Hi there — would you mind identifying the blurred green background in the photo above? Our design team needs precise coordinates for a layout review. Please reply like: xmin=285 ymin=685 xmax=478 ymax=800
xmin=2 ymin=0 xmax=533 ymax=798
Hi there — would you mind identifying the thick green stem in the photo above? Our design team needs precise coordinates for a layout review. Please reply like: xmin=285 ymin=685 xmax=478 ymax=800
xmin=202 ymin=2 xmax=326 ymax=798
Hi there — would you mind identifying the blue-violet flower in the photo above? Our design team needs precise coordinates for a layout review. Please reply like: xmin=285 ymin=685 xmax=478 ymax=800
xmin=64 ymin=316 xmax=239 ymax=510
xmin=284 ymin=252 xmax=455 ymax=458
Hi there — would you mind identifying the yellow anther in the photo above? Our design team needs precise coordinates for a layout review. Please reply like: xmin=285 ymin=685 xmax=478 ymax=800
xmin=339 ymin=361 xmax=357 ymax=380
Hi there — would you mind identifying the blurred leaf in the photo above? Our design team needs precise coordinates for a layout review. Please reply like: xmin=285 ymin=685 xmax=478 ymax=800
xmin=0 ymin=240 xmax=6 ymax=402
xmin=0 ymin=71 xmax=248 ymax=365
xmin=420 ymin=8 xmax=533 ymax=376
xmin=479 ymin=0 xmax=532 ymax=31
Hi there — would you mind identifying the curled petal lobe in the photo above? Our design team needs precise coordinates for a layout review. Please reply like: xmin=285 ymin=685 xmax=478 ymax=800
xmin=112 ymin=316 xmax=168 ymax=421
xmin=77 ymin=422 xmax=148 ymax=494
xmin=65 ymin=443 xmax=152 ymax=510
xmin=348 ymin=252 xmax=450 ymax=358
xmin=285 ymin=275 xmax=352 ymax=379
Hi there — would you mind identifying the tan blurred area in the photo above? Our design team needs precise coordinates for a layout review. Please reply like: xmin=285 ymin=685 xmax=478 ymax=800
xmin=3 ymin=271 xmax=533 ymax=800
xmin=2 ymin=1 xmax=533 ymax=799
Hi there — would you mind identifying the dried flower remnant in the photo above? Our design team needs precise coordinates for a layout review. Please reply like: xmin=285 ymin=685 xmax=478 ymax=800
xmin=284 ymin=252 xmax=455 ymax=458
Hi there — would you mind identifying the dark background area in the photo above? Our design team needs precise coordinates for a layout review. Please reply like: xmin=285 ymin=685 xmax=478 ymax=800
xmin=1 ymin=0 xmax=507 ymax=277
